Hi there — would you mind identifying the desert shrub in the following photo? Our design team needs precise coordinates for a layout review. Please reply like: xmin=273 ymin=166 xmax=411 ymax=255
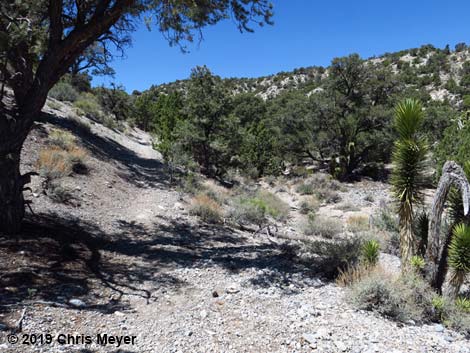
xmin=347 ymin=215 xmax=370 ymax=233
xmin=48 ymin=181 xmax=74 ymax=203
xmin=180 ymin=173 xmax=203 ymax=195
xmin=37 ymin=146 xmax=88 ymax=183
xmin=229 ymin=197 xmax=266 ymax=227
xmin=49 ymin=129 xmax=76 ymax=150
xmin=189 ymin=194 xmax=223 ymax=223
xmin=315 ymin=187 xmax=341 ymax=203
xmin=350 ymin=271 xmax=434 ymax=322
xmin=361 ymin=239 xmax=380 ymax=266
xmin=48 ymin=82 xmax=79 ymax=102
xmin=254 ymin=190 xmax=289 ymax=221
xmin=37 ymin=147 xmax=74 ymax=181
xmin=335 ymin=202 xmax=360 ymax=212
xmin=67 ymin=147 xmax=88 ymax=174
xmin=74 ymin=93 xmax=103 ymax=119
xmin=431 ymin=296 xmax=470 ymax=334
xmin=410 ymin=255 xmax=426 ymax=272
xmin=303 ymin=215 xmax=343 ymax=239
xmin=299 ymin=196 xmax=320 ymax=215
xmin=296 ymin=182 xmax=314 ymax=195
xmin=372 ymin=203 xmax=399 ymax=233
xmin=47 ymin=100 xmax=62 ymax=110
xmin=300 ymin=236 xmax=363 ymax=278
xmin=229 ymin=189 xmax=289 ymax=227
xmin=70 ymin=116 xmax=92 ymax=133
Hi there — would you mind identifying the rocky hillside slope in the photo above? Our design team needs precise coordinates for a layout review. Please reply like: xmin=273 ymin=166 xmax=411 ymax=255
xmin=149 ymin=43 xmax=470 ymax=104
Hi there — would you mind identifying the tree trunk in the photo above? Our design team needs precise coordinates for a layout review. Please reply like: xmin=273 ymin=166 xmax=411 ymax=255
xmin=0 ymin=148 xmax=25 ymax=234
xmin=425 ymin=161 xmax=470 ymax=290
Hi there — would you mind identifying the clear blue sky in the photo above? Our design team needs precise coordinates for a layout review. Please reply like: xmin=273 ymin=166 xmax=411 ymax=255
xmin=93 ymin=0 xmax=470 ymax=92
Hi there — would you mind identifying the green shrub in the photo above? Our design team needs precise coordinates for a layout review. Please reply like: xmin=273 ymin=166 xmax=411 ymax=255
xmin=410 ymin=255 xmax=426 ymax=272
xmin=296 ymin=182 xmax=314 ymax=195
xmin=301 ymin=236 xmax=363 ymax=278
xmin=49 ymin=82 xmax=79 ymax=102
xmin=48 ymin=129 xmax=76 ymax=150
xmin=350 ymin=271 xmax=434 ymax=323
xmin=372 ymin=204 xmax=399 ymax=233
xmin=229 ymin=189 xmax=289 ymax=227
xmin=74 ymin=93 xmax=103 ymax=119
xmin=303 ymin=216 xmax=342 ymax=239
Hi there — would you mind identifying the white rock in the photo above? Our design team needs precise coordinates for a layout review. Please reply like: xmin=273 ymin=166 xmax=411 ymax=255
xmin=200 ymin=310 xmax=208 ymax=319
xmin=68 ymin=298 xmax=86 ymax=308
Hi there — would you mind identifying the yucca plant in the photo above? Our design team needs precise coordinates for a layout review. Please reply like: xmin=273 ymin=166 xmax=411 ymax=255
xmin=361 ymin=239 xmax=380 ymax=266
xmin=391 ymin=99 xmax=429 ymax=267
xmin=410 ymin=255 xmax=426 ymax=273
xmin=445 ymin=223 xmax=470 ymax=298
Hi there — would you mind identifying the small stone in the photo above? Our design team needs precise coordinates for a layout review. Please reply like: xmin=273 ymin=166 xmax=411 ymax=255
xmin=225 ymin=284 xmax=239 ymax=294
xmin=32 ymin=193 xmax=40 ymax=198
xmin=114 ymin=311 xmax=125 ymax=317
xmin=443 ymin=335 xmax=454 ymax=342
xmin=174 ymin=202 xmax=184 ymax=210
xmin=212 ymin=291 xmax=219 ymax=298
xmin=200 ymin=310 xmax=208 ymax=319
xmin=334 ymin=340 xmax=348 ymax=351
xmin=434 ymin=324 xmax=445 ymax=332
xmin=186 ymin=330 xmax=193 ymax=337
xmin=68 ymin=298 xmax=86 ymax=308
xmin=302 ymin=333 xmax=316 ymax=344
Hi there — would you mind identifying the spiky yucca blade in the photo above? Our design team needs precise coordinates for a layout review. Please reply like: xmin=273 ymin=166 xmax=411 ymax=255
xmin=394 ymin=99 xmax=424 ymax=140
xmin=448 ymin=224 xmax=470 ymax=272
xmin=445 ymin=223 xmax=470 ymax=298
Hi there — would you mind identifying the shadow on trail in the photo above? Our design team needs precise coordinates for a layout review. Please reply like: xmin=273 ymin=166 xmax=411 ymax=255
xmin=0 ymin=209 xmax=322 ymax=317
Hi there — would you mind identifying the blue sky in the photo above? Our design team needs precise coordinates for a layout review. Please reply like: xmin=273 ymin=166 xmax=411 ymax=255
xmin=93 ymin=0 xmax=470 ymax=92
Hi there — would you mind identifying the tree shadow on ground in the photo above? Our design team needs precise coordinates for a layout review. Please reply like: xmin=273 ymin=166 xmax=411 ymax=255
xmin=0 ymin=209 xmax=328 ymax=318
xmin=38 ymin=112 xmax=168 ymax=188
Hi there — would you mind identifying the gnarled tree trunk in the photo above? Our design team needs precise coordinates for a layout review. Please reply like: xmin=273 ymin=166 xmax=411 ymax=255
xmin=0 ymin=145 xmax=25 ymax=234
xmin=425 ymin=161 xmax=470 ymax=291
xmin=0 ymin=97 xmax=42 ymax=234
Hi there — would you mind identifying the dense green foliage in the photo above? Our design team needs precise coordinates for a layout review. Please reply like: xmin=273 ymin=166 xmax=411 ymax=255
xmin=50 ymin=43 xmax=470 ymax=182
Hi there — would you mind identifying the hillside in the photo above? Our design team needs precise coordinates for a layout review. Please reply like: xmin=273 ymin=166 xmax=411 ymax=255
xmin=0 ymin=93 xmax=468 ymax=352
xmin=148 ymin=43 xmax=470 ymax=104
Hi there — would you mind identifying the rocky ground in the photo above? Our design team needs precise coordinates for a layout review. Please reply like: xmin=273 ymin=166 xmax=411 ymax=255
xmin=0 ymin=101 xmax=468 ymax=352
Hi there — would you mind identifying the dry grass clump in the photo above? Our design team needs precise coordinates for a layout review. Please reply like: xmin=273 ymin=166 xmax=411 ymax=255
xmin=299 ymin=196 xmax=320 ymax=215
xmin=37 ymin=129 xmax=89 ymax=186
xmin=346 ymin=215 xmax=370 ymax=233
xmin=303 ymin=215 xmax=343 ymax=239
xmin=189 ymin=194 xmax=223 ymax=224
